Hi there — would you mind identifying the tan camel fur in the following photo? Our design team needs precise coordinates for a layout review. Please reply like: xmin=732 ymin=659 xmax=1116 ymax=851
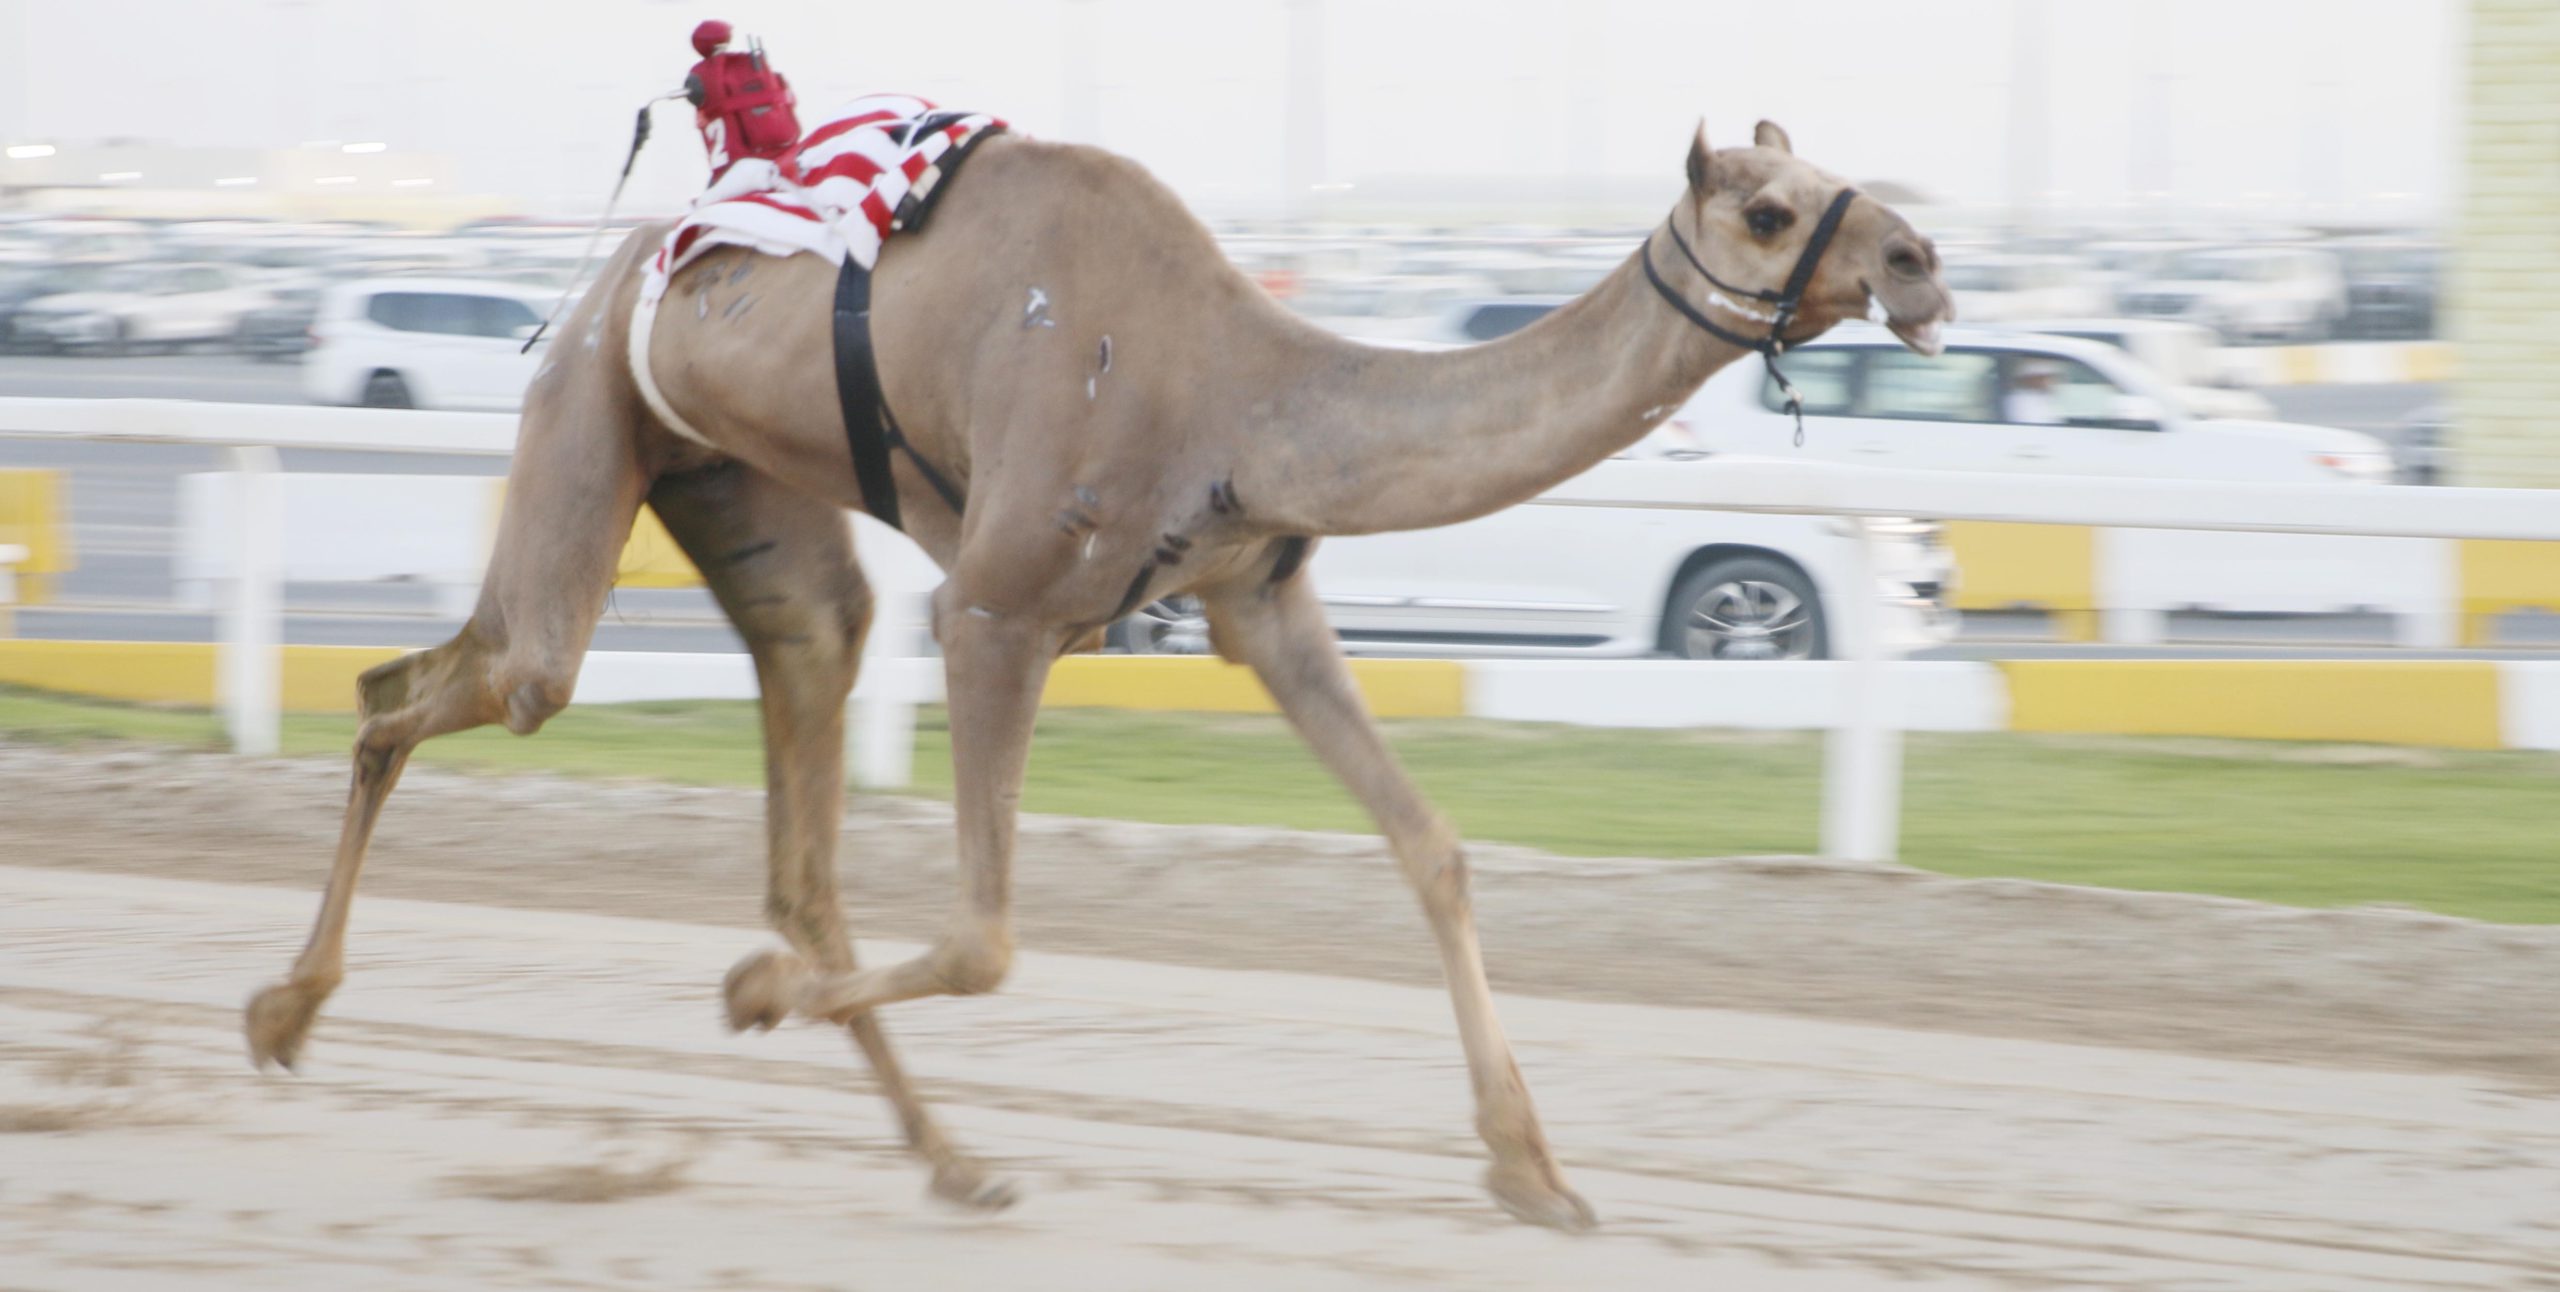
xmin=243 ymin=118 xmax=1953 ymax=1228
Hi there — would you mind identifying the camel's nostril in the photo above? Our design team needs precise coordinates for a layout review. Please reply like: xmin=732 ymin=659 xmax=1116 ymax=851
xmin=1886 ymin=246 xmax=1925 ymax=279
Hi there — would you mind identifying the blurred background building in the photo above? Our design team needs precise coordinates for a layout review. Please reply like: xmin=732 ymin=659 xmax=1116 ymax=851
xmin=2449 ymin=0 xmax=2560 ymax=486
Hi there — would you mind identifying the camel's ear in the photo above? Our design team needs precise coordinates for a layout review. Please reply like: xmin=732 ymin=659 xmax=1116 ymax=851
xmin=1754 ymin=120 xmax=1794 ymax=155
xmin=1685 ymin=121 xmax=1716 ymax=194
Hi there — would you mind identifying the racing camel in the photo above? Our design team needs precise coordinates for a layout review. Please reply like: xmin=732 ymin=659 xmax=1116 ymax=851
xmin=245 ymin=118 xmax=1954 ymax=1228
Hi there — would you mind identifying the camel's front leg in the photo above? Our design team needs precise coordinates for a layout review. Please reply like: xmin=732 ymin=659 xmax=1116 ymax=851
xmin=1204 ymin=569 xmax=1595 ymax=1231
xmin=736 ymin=590 xmax=1052 ymax=1024
xmin=245 ymin=231 xmax=667 ymax=1072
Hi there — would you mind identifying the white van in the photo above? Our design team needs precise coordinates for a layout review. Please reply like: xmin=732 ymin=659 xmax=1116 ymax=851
xmin=303 ymin=278 xmax=553 ymax=411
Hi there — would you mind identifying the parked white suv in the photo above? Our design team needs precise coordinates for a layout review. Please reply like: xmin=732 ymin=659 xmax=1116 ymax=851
xmin=304 ymin=278 xmax=552 ymax=411
xmin=1118 ymin=456 xmax=1955 ymax=661
xmin=1664 ymin=326 xmax=2392 ymax=484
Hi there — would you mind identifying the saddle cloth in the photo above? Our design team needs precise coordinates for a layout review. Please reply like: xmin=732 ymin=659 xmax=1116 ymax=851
xmin=641 ymin=94 xmax=1006 ymax=305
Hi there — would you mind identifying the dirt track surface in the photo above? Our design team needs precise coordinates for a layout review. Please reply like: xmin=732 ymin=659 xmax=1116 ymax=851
xmin=4 ymin=741 xmax=2559 ymax=1287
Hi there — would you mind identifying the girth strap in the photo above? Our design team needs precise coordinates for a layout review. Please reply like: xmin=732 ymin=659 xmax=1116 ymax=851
xmin=831 ymin=259 xmax=965 ymax=531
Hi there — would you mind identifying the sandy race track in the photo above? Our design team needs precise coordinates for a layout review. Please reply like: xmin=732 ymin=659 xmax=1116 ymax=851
xmin=3 ymin=741 xmax=2557 ymax=1289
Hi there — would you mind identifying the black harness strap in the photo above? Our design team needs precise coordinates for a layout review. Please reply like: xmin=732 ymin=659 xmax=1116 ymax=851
xmin=826 ymin=122 xmax=1008 ymax=530
xmin=832 ymin=261 xmax=966 ymax=530
xmin=1641 ymin=186 xmax=1860 ymax=446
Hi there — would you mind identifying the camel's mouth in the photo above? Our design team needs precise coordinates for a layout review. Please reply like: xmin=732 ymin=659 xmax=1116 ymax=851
xmin=1887 ymin=315 xmax=1947 ymax=358
xmin=1863 ymin=282 xmax=1950 ymax=357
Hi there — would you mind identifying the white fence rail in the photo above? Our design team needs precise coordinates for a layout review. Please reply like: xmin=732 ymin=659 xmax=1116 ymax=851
xmin=8 ymin=397 xmax=2560 ymax=866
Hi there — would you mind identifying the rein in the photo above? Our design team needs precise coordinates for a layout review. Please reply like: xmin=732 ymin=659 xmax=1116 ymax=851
xmin=1639 ymin=185 xmax=1859 ymax=446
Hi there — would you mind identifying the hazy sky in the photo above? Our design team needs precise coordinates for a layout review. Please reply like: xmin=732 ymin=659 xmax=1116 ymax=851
xmin=14 ymin=0 xmax=2456 ymax=220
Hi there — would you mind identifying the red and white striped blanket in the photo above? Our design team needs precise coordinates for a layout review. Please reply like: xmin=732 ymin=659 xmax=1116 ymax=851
xmin=642 ymin=94 xmax=1005 ymax=306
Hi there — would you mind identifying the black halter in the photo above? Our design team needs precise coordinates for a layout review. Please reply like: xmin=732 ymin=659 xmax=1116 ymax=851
xmin=1640 ymin=185 xmax=1860 ymax=446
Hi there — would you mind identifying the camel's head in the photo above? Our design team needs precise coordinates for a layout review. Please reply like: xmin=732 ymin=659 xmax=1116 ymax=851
xmin=1672 ymin=120 xmax=1952 ymax=356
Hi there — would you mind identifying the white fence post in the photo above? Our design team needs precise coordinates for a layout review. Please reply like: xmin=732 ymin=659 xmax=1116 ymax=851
xmin=850 ymin=569 xmax=926 ymax=790
xmin=0 ymin=542 xmax=25 ymax=638
xmin=1820 ymin=520 xmax=1903 ymax=863
xmin=218 ymin=446 xmax=283 ymax=756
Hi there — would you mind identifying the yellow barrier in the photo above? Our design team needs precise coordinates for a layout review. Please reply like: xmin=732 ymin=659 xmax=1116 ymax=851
xmin=2405 ymin=343 xmax=2456 ymax=384
xmin=2002 ymin=660 xmax=2504 ymax=749
xmin=618 ymin=504 xmax=707 ymax=589
xmin=0 ymin=469 xmax=73 ymax=607
xmin=5 ymin=647 xmax=2508 ymax=744
xmin=1943 ymin=522 xmax=2100 ymax=642
xmin=0 ymin=641 xmax=407 ymax=712
xmin=2456 ymin=539 xmax=2560 ymax=647
xmin=1043 ymin=656 xmax=1467 ymax=718
xmin=0 ymin=644 xmax=1470 ymax=720
xmin=2276 ymin=346 xmax=2325 ymax=386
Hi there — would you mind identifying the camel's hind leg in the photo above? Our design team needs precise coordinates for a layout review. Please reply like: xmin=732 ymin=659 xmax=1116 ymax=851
xmin=245 ymin=357 xmax=654 ymax=1071
xmin=1202 ymin=569 xmax=1595 ymax=1231
xmin=648 ymin=460 xmax=1012 ymax=1211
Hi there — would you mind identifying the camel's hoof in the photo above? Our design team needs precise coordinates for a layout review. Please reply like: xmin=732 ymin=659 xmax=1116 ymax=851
xmin=930 ymin=1160 xmax=1020 ymax=1213
xmin=244 ymin=980 xmax=329 ymax=1073
xmin=722 ymin=948 xmax=811 ymax=1033
xmin=1486 ymin=1164 xmax=1597 ymax=1232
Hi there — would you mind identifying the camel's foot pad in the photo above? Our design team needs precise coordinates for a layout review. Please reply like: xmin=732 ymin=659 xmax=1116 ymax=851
xmin=244 ymin=979 xmax=332 ymax=1072
xmin=722 ymin=947 xmax=813 ymax=1033
xmin=931 ymin=1158 xmax=1020 ymax=1212
xmin=1486 ymin=1161 xmax=1597 ymax=1231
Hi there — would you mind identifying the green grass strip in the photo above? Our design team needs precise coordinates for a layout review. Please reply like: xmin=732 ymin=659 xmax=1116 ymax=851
xmin=4 ymin=684 xmax=2554 ymax=923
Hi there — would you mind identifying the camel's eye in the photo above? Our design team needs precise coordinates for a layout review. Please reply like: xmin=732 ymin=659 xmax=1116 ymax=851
xmin=1746 ymin=205 xmax=1793 ymax=238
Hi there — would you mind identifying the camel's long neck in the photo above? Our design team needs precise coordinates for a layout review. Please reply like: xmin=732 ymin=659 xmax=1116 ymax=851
xmin=1259 ymin=244 xmax=1752 ymax=536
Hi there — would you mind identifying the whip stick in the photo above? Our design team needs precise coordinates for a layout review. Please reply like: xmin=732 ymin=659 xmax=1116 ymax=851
xmin=522 ymin=95 xmax=676 ymax=354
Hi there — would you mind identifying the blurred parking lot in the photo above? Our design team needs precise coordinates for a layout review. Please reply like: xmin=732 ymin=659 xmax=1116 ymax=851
xmin=0 ymin=347 xmax=2493 ymax=660
xmin=0 ymin=207 xmax=2482 ymax=666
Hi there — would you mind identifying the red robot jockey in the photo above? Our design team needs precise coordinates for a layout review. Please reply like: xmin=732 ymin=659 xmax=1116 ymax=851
xmin=683 ymin=20 xmax=803 ymax=185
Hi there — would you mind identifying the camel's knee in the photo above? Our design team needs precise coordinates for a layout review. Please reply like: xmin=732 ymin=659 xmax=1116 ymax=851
xmin=498 ymin=675 xmax=574 ymax=735
xmin=471 ymin=637 xmax=576 ymax=731
xmin=928 ymin=928 xmax=1013 ymax=997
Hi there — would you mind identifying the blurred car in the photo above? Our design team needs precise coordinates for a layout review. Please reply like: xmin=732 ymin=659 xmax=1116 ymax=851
xmin=233 ymin=284 xmax=325 ymax=361
xmin=1115 ymin=460 xmax=1952 ymax=661
xmin=0 ymin=263 xmax=115 ymax=353
xmin=16 ymin=218 xmax=154 ymax=265
xmin=1937 ymin=254 xmax=2106 ymax=323
xmin=2078 ymin=239 xmax=2198 ymax=310
xmin=303 ymin=278 xmax=551 ymax=410
xmin=2118 ymin=246 xmax=2346 ymax=343
xmin=2009 ymin=319 xmax=2277 ymax=420
xmin=10 ymin=262 xmax=278 ymax=354
xmin=2335 ymin=238 xmax=2440 ymax=339
xmin=1667 ymin=326 xmax=2394 ymax=484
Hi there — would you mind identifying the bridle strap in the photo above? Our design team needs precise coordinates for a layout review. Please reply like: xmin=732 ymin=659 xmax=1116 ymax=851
xmin=1665 ymin=218 xmax=1780 ymax=308
xmin=1638 ymin=236 xmax=1771 ymax=355
xmin=1641 ymin=185 xmax=1860 ymax=447
xmin=1772 ymin=187 xmax=1862 ymax=338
